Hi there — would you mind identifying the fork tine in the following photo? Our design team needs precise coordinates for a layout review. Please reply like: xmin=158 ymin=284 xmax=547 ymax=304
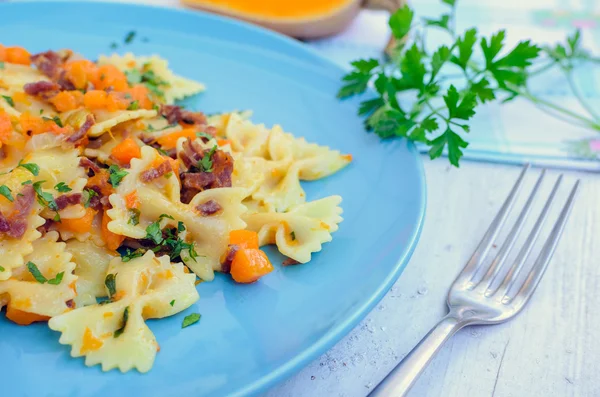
xmin=454 ymin=164 xmax=530 ymax=287
xmin=508 ymin=180 xmax=580 ymax=303
xmin=474 ymin=170 xmax=546 ymax=293
xmin=491 ymin=175 xmax=563 ymax=298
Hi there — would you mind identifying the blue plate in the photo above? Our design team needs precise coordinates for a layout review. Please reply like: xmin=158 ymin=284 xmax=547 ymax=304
xmin=0 ymin=2 xmax=426 ymax=396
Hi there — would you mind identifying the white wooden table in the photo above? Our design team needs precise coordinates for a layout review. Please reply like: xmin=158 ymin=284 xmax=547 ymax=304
xmin=267 ymin=159 xmax=600 ymax=397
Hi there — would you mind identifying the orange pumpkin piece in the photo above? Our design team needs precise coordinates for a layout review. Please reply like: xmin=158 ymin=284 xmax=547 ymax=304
xmin=92 ymin=65 xmax=128 ymax=91
xmin=61 ymin=207 xmax=96 ymax=234
xmin=217 ymin=139 xmax=232 ymax=147
xmin=111 ymin=138 xmax=141 ymax=165
xmin=12 ymin=92 xmax=31 ymax=106
xmin=229 ymin=229 xmax=259 ymax=249
xmin=0 ymin=113 xmax=12 ymax=139
xmin=124 ymin=191 xmax=140 ymax=209
xmin=230 ymin=248 xmax=274 ymax=283
xmin=0 ymin=45 xmax=6 ymax=62
xmin=5 ymin=306 xmax=50 ymax=325
xmin=101 ymin=211 xmax=125 ymax=251
xmin=156 ymin=128 xmax=197 ymax=150
xmin=80 ymin=327 xmax=104 ymax=354
xmin=64 ymin=60 xmax=98 ymax=90
xmin=83 ymin=90 xmax=108 ymax=110
xmin=125 ymin=84 xmax=153 ymax=109
xmin=105 ymin=91 xmax=130 ymax=112
xmin=4 ymin=46 xmax=31 ymax=65
xmin=18 ymin=112 xmax=69 ymax=135
xmin=49 ymin=90 xmax=84 ymax=112
xmin=86 ymin=170 xmax=113 ymax=197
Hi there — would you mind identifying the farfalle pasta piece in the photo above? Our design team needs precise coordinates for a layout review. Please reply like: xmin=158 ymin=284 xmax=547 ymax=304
xmin=0 ymin=63 xmax=50 ymax=92
xmin=24 ymin=147 xmax=88 ymax=219
xmin=48 ymin=251 xmax=199 ymax=373
xmin=66 ymin=240 xmax=117 ymax=307
xmin=244 ymin=196 xmax=343 ymax=263
xmin=0 ymin=168 xmax=45 ymax=280
xmin=97 ymin=53 xmax=205 ymax=104
xmin=52 ymin=210 xmax=105 ymax=247
xmin=89 ymin=109 xmax=157 ymax=137
xmin=0 ymin=231 xmax=77 ymax=322
xmin=225 ymin=113 xmax=270 ymax=157
xmin=107 ymin=146 xmax=247 ymax=280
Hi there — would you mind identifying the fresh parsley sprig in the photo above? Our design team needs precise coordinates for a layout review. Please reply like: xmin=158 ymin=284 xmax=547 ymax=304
xmin=338 ymin=0 xmax=599 ymax=166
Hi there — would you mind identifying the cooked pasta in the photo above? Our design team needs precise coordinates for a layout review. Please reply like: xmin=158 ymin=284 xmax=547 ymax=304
xmin=0 ymin=44 xmax=350 ymax=372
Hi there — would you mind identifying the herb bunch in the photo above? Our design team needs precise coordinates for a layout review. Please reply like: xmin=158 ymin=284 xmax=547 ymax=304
xmin=338 ymin=0 xmax=600 ymax=166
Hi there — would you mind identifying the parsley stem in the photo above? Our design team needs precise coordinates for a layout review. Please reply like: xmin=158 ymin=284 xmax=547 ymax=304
xmin=564 ymin=71 xmax=600 ymax=123
xmin=528 ymin=61 xmax=557 ymax=77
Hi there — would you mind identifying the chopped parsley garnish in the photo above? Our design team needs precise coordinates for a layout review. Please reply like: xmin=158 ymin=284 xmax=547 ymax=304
xmin=54 ymin=182 xmax=72 ymax=193
xmin=177 ymin=221 xmax=185 ymax=233
xmin=121 ymin=247 xmax=145 ymax=262
xmin=196 ymin=131 xmax=214 ymax=141
xmin=0 ymin=62 xmax=4 ymax=69
xmin=158 ymin=213 xmax=175 ymax=221
xmin=169 ymin=300 xmax=175 ymax=307
xmin=124 ymin=30 xmax=136 ymax=44
xmin=0 ymin=265 xmax=4 ymax=272
xmin=110 ymin=42 xmax=118 ymax=49
xmin=128 ymin=208 xmax=141 ymax=225
xmin=125 ymin=68 xmax=168 ymax=97
xmin=114 ymin=306 xmax=129 ymax=338
xmin=146 ymin=124 xmax=156 ymax=132
xmin=47 ymin=271 xmax=64 ymax=285
xmin=127 ymin=100 xmax=139 ymax=110
xmin=32 ymin=180 xmax=59 ymax=212
xmin=0 ymin=185 xmax=14 ymax=202
xmin=18 ymin=160 xmax=40 ymax=176
xmin=21 ymin=180 xmax=32 ymax=185
xmin=42 ymin=115 xmax=63 ymax=128
xmin=108 ymin=165 xmax=128 ymax=187
xmin=53 ymin=212 xmax=61 ymax=222
xmin=145 ymin=221 xmax=164 ymax=244
xmin=82 ymin=188 xmax=98 ymax=208
xmin=290 ymin=231 xmax=296 ymax=241
xmin=27 ymin=261 xmax=48 ymax=284
xmin=198 ymin=145 xmax=217 ymax=173
xmin=182 ymin=313 xmax=201 ymax=328
xmin=105 ymin=273 xmax=117 ymax=300
xmin=2 ymin=95 xmax=14 ymax=107
xmin=39 ymin=109 xmax=44 ymax=115
xmin=155 ymin=147 xmax=169 ymax=156
xmin=164 ymin=172 xmax=173 ymax=179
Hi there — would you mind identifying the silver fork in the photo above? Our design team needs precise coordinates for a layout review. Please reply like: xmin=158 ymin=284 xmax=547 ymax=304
xmin=369 ymin=165 xmax=580 ymax=397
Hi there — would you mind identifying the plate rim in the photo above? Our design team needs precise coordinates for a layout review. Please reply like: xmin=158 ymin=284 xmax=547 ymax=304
xmin=0 ymin=2 xmax=427 ymax=395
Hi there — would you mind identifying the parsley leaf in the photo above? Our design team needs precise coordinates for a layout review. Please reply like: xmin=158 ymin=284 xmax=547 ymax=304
xmin=124 ymin=30 xmax=136 ymax=44
xmin=18 ymin=160 xmax=40 ymax=176
xmin=114 ymin=306 xmax=129 ymax=338
xmin=290 ymin=231 xmax=296 ymax=241
xmin=182 ymin=313 xmax=201 ymax=328
xmin=127 ymin=100 xmax=139 ymax=110
xmin=388 ymin=5 xmax=413 ymax=40
xmin=27 ymin=261 xmax=48 ymax=283
xmin=105 ymin=273 xmax=117 ymax=300
xmin=145 ymin=221 xmax=163 ymax=244
xmin=128 ymin=209 xmax=141 ymax=225
xmin=169 ymin=300 xmax=175 ymax=306
xmin=0 ymin=185 xmax=14 ymax=202
xmin=121 ymin=247 xmax=145 ymax=262
xmin=82 ymin=188 xmax=98 ymax=208
xmin=2 ymin=95 xmax=14 ymax=107
xmin=54 ymin=182 xmax=72 ymax=193
xmin=108 ymin=165 xmax=128 ymax=187
xmin=42 ymin=115 xmax=63 ymax=128
xmin=196 ymin=131 xmax=214 ymax=140
xmin=0 ymin=62 xmax=4 ymax=69
xmin=158 ymin=213 xmax=175 ymax=221
xmin=198 ymin=145 xmax=217 ymax=173
xmin=32 ymin=180 xmax=59 ymax=211
xmin=47 ymin=271 xmax=64 ymax=285
xmin=0 ymin=265 xmax=5 ymax=272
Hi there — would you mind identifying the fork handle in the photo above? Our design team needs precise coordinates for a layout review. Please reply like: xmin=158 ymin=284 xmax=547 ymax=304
xmin=369 ymin=314 xmax=465 ymax=397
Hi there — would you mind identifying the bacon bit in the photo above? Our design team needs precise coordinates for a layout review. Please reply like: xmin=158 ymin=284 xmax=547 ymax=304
xmin=1 ymin=185 xmax=35 ymax=239
xmin=160 ymin=105 xmax=207 ymax=126
xmin=219 ymin=244 xmax=239 ymax=274
xmin=79 ymin=157 xmax=101 ymax=174
xmin=86 ymin=170 xmax=113 ymax=197
xmin=31 ymin=50 xmax=64 ymax=80
xmin=54 ymin=193 xmax=82 ymax=210
xmin=124 ymin=191 xmax=140 ymax=209
xmin=282 ymin=258 xmax=301 ymax=266
xmin=67 ymin=114 xmax=95 ymax=144
xmin=80 ymin=327 xmax=104 ymax=354
xmin=66 ymin=300 xmax=75 ymax=309
xmin=23 ymin=81 xmax=60 ymax=97
xmin=196 ymin=200 xmax=222 ymax=216
xmin=139 ymin=159 xmax=172 ymax=183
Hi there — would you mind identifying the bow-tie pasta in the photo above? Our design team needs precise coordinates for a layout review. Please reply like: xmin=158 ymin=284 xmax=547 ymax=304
xmin=0 ymin=44 xmax=350 ymax=373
